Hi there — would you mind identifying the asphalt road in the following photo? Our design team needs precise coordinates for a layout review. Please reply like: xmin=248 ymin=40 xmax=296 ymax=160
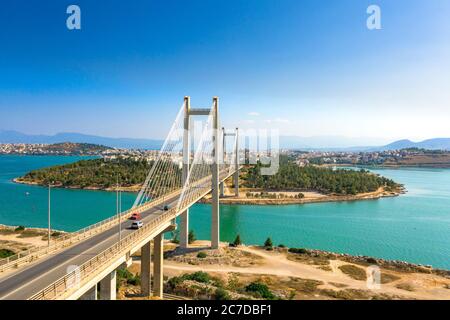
xmin=0 ymin=170 xmax=233 ymax=300
xmin=0 ymin=195 xmax=180 ymax=300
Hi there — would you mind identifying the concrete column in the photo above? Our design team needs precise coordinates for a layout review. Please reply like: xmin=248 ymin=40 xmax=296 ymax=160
xmin=219 ymin=181 xmax=224 ymax=197
xmin=234 ymin=128 xmax=240 ymax=197
xmin=180 ymin=96 xmax=191 ymax=249
xmin=141 ymin=241 xmax=151 ymax=297
xmin=99 ymin=270 xmax=117 ymax=300
xmin=153 ymin=233 xmax=164 ymax=298
xmin=211 ymin=97 xmax=220 ymax=249
xmin=79 ymin=285 xmax=97 ymax=300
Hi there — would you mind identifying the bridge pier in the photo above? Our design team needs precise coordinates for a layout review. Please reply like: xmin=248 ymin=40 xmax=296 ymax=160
xmin=179 ymin=211 xmax=189 ymax=249
xmin=211 ymin=97 xmax=220 ymax=250
xmin=99 ymin=270 xmax=117 ymax=300
xmin=219 ymin=181 xmax=224 ymax=197
xmin=234 ymin=128 xmax=240 ymax=197
xmin=141 ymin=241 xmax=151 ymax=297
xmin=153 ymin=233 xmax=164 ymax=298
xmin=180 ymin=96 xmax=191 ymax=249
xmin=79 ymin=284 xmax=97 ymax=300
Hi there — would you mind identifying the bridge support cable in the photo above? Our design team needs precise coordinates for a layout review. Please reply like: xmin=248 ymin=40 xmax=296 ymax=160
xmin=133 ymin=104 xmax=185 ymax=209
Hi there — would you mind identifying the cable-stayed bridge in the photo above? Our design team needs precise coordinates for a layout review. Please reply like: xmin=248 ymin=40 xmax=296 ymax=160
xmin=0 ymin=97 xmax=241 ymax=300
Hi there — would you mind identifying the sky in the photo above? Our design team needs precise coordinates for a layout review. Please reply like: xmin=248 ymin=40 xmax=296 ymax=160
xmin=0 ymin=0 xmax=449 ymax=142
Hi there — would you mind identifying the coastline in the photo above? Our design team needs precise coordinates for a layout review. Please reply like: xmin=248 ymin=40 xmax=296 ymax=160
xmin=1 ymin=224 xmax=448 ymax=276
xmin=199 ymin=186 xmax=405 ymax=206
xmin=13 ymin=177 xmax=405 ymax=205
xmin=12 ymin=177 xmax=142 ymax=193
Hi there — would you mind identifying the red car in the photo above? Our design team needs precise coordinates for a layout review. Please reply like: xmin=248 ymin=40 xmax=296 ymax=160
xmin=129 ymin=213 xmax=141 ymax=220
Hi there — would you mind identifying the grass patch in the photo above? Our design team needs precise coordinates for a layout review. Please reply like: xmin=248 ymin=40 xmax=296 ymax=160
xmin=17 ymin=229 xmax=43 ymax=238
xmin=338 ymin=264 xmax=367 ymax=281
xmin=381 ymin=273 xmax=400 ymax=284
xmin=396 ymin=283 xmax=415 ymax=292
xmin=0 ymin=248 xmax=15 ymax=258
xmin=320 ymin=289 xmax=371 ymax=300
xmin=245 ymin=282 xmax=276 ymax=300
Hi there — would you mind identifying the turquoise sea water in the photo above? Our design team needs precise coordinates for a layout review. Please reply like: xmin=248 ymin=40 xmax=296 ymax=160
xmin=0 ymin=156 xmax=449 ymax=269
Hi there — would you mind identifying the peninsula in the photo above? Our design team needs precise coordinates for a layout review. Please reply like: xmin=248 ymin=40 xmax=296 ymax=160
xmin=14 ymin=156 xmax=403 ymax=204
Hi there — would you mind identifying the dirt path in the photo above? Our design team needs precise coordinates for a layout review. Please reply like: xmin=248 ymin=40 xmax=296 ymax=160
xmin=162 ymin=245 xmax=450 ymax=300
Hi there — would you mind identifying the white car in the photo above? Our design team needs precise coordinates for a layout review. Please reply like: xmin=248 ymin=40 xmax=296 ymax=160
xmin=131 ymin=221 xmax=144 ymax=229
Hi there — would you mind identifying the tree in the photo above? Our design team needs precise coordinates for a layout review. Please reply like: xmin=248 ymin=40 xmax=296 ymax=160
xmin=264 ymin=237 xmax=273 ymax=248
xmin=188 ymin=230 xmax=196 ymax=244
xmin=233 ymin=235 xmax=242 ymax=247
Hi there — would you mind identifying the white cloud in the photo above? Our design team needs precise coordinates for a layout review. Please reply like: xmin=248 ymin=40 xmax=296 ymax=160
xmin=248 ymin=112 xmax=260 ymax=116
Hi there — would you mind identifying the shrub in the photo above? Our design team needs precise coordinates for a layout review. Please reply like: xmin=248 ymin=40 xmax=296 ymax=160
xmin=233 ymin=235 xmax=242 ymax=247
xmin=0 ymin=249 xmax=15 ymax=258
xmin=278 ymin=244 xmax=286 ymax=248
xmin=116 ymin=268 xmax=140 ymax=286
xmin=188 ymin=230 xmax=196 ymax=244
xmin=171 ymin=230 xmax=180 ymax=244
xmin=215 ymin=288 xmax=231 ymax=300
xmin=288 ymin=247 xmax=307 ymax=254
xmin=264 ymin=237 xmax=273 ymax=248
xmin=15 ymin=226 xmax=25 ymax=232
xmin=197 ymin=252 xmax=207 ymax=259
xmin=245 ymin=282 xmax=275 ymax=299
xmin=187 ymin=271 xmax=211 ymax=283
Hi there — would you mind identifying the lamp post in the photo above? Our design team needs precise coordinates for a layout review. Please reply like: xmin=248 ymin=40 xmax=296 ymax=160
xmin=48 ymin=183 xmax=51 ymax=247
xmin=117 ymin=175 xmax=122 ymax=241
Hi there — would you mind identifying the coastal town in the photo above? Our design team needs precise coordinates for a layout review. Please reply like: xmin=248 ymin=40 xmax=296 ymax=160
xmin=3 ymin=142 xmax=450 ymax=168
xmin=289 ymin=148 xmax=450 ymax=167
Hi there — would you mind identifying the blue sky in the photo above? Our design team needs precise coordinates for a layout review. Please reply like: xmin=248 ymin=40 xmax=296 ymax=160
xmin=0 ymin=0 xmax=449 ymax=141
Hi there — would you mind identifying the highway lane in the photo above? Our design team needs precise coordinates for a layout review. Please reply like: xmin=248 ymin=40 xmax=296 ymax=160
xmin=0 ymin=170 xmax=235 ymax=300
xmin=0 ymin=195 xmax=180 ymax=300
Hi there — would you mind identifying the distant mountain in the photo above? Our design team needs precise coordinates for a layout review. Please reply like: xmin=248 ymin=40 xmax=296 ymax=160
xmin=375 ymin=138 xmax=450 ymax=151
xmin=279 ymin=136 xmax=389 ymax=151
xmin=3 ymin=130 xmax=450 ymax=152
xmin=0 ymin=130 xmax=163 ymax=150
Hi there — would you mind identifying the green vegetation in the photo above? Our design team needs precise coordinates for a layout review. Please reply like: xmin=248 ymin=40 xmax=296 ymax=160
xmin=14 ymin=226 xmax=25 ymax=232
xmin=197 ymin=252 xmax=207 ymax=259
xmin=245 ymin=282 xmax=276 ymax=299
xmin=117 ymin=268 xmax=141 ymax=286
xmin=264 ymin=237 xmax=273 ymax=248
xmin=18 ymin=157 xmax=180 ymax=189
xmin=0 ymin=249 xmax=15 ymax=258
xmin=233 ymin=235 xmax=242 ymax=247
xmin=188 ymin=230 xmax=196 ymax=244
xmin=214 ymin=288 xmax=231 ymax=300
xmin=243 ymin=155 xmax=400 ymax=195
xmin=288 ymin=247 xmax=308 ymax=254
xmin=167 ymin=271 xmax=212 ymax=290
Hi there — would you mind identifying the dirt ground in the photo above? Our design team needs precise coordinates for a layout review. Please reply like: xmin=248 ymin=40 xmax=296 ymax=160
xmin=120 ymin=240 xmax=450 ymax=300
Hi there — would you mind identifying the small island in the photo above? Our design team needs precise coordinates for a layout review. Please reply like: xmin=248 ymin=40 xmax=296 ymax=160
xmin=14 ymin=155 xmax=404 ymax=205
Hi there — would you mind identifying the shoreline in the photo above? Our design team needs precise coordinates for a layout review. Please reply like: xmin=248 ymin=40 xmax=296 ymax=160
xmin=12 ymin=178 xmax=142 ymax=193
xmin=1 ymin=225 xmax=448 ymax=274
xmin=200 ymin=186 xmax=405 ymax=206
xmin=13 ymin=178 xmax=405 ymax=205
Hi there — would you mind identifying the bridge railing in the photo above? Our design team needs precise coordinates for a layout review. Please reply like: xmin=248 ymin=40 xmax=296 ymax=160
xmin=29 ymin=206 xmax=179 ymax=300
xmin=0 ymin=189 xmax=181 ymax=275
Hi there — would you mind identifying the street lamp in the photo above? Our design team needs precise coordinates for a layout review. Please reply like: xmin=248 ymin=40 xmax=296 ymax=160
xmin=47 ymin=182 xmax=52 ymax=247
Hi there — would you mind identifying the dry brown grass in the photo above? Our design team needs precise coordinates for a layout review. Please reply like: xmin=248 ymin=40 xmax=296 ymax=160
xmin=338 ymin=264 xmax=367 ymax=281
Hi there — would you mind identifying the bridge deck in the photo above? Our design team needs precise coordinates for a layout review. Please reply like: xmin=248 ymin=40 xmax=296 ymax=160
xmin=0 ymin=169 xmax=237 ymax=300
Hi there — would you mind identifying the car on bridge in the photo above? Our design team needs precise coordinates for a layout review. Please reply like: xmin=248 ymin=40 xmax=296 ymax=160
xmin=129 ymin=213 xmax=142 ymax=220
xmin=131 ymin=221 xmax=144 ymax=229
